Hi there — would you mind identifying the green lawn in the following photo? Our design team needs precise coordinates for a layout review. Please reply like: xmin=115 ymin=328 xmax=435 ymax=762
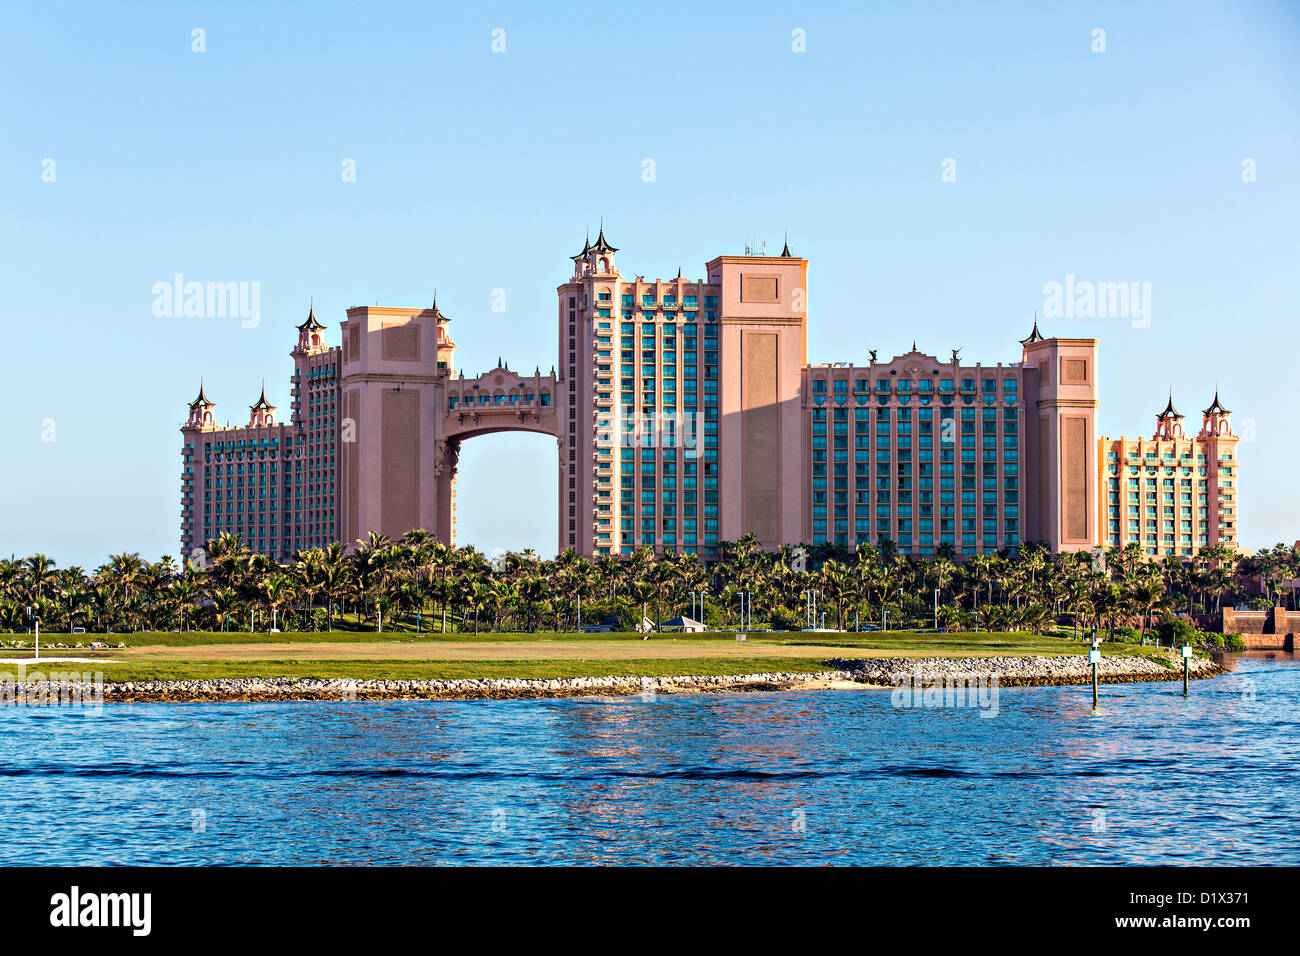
xmin=0 ymin=629 xmax=1178 ymax=684
xmin=12 ymin=628 xmax=1161 ymax=655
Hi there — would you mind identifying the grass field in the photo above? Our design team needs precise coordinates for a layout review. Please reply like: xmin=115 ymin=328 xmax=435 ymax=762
xmin=0 ymin=630 xmax=1168 ymax=682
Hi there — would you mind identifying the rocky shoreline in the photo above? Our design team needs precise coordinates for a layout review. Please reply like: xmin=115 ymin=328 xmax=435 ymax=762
xmin=0 ymin=652 xmax=1227 ymax=703
xmin=827 ymin=652 xmax=1227 ymax=687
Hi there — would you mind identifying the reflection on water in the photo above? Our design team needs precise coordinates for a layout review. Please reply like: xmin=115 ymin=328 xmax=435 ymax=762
xmin=0 ymin=654 xmax=1297 ymax=865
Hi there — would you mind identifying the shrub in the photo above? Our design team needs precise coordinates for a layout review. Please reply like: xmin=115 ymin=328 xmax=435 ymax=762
xmin=1156 ymin=618 xmax=1198 ymax=647
xmin=1224 ymin=633 xmax=1245 ymax=651
xmin=768 ymin=606 xmax=804 ymax=631
xmin=1112 ymin=625 xmax=1142 ymax=643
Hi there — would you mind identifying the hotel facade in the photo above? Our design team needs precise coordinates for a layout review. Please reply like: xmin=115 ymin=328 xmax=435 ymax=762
xmin=180 ymin=230 xmax=1239 ymax=563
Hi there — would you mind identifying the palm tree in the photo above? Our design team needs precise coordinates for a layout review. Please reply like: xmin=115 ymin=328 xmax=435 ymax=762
xmin=1130 ymin=575 xmax=1165 ymax=644
xmin=465 ymin=580 xmax=498 ymax=636
xmin=208 ymin=586 xmax=239 ymax=633
xmin=317 ymin=543 xmax=348 ymax=631
xmin=260 ymin=573 xmax=297 ymax=631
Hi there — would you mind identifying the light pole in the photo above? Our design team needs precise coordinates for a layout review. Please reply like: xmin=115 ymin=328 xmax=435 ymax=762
xmin=746 ymin=591 xmax=754 ymax=630
xmin=1090 ymin=636 xmax=1101 ymax=708
xmin=26 ymin=606 xmax=39 ymax=661
xmin=933 ymin=588 xmax=939 ymax=631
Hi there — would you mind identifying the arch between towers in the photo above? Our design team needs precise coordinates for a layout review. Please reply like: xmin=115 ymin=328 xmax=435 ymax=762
xmin=434 ymin=411 xmax=562 ymax=548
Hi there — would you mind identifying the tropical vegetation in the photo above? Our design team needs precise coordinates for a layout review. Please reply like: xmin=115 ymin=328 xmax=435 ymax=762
xmin=0 ymin=533 xmax=1287 ymax=644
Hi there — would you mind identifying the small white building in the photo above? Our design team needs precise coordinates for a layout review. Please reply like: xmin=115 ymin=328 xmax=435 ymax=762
xmin=661 ymin=616 xmax=707 ymax=633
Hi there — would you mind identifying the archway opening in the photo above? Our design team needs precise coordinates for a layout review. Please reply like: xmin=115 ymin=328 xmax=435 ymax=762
xmin=451 ymin=431 xmax=557 ymax=558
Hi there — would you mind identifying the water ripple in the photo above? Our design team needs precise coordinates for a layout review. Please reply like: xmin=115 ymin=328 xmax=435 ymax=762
xmin=0 ymin=653 xmax=1297 ymax=865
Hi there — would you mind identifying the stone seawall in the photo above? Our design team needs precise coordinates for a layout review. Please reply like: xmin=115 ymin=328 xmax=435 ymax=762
xmin=0 ymin=652 xmax=1228 ymax=703
xmin=1219 ymin=607 xmax=1297 ymax=650
xmin=2 ymin=671 xmax=852 ymax=704
xmin=828 ymin=652 xmax=1225 ymax=687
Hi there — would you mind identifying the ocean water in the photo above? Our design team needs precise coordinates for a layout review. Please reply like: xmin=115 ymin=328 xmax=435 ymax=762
xmin=1 ymin=653 xmax=1295 ymax=865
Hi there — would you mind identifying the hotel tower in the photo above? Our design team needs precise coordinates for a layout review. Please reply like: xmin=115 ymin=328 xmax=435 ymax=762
xmin=181 ymin=229 xmax=1239 ymax=564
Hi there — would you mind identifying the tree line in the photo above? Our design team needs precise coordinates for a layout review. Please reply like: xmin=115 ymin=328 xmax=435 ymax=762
xmin=0 ymin=533 xmax=1292 ymax=638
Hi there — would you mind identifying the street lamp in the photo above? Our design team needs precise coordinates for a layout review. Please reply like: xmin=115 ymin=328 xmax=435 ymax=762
xmin=26 ymin=606 xmax=39 ymax=661
xmin=934 ymin=588 xmax=939 ymax=631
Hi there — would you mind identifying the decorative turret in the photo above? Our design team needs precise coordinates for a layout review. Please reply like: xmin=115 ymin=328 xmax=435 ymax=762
xmin=186 ymin=381 xmax=215 ymax=428
xmin=570 ymin=230 xmax=591 ymax=263
xmin=573 ymin=221 xmax=619 ymax=277
xmin=249 ymin=382 xmax=276 ymax=427
xmin=1199 ymin=389 xmax=1235 ymax=439
xmin=431 ymin=290 xmax=449 ymax=322
xmin=590 ymin=222 xmax=617 ymax=255
xmin=1204 ymin=390 xmax=1230 ymax=417
xmin=781 ymin=233 xmax=793 ymax=257
xmin=296 ymin=299 xmax=326 ymax=352
xmin=1020 ymin=314 xmax=1044 ymax=346
xmin=1153 ymin=390 xmax=1185 ymax=440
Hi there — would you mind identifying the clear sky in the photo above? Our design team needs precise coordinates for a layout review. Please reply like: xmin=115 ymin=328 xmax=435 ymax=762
xmin=1 ymin=1 xmax=1297 ymax=569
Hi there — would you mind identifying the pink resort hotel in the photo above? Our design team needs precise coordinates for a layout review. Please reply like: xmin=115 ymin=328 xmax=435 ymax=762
xmin=180 ymin=230 xmax=1241 ymax=564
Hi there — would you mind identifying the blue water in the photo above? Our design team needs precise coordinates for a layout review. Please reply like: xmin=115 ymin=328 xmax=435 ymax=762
xmin=1 ymin=653 xmax=1297 ymax=865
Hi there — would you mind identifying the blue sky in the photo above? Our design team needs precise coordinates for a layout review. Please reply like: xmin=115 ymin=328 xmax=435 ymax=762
xmin=1 ymin=0 xmax=1297 ymax=568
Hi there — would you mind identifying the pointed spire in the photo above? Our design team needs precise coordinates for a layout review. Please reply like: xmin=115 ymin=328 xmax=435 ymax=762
xmin=251 ymin=380 xmax=274 ymax=410
xmin=912 ymin=339 xmax=918 ymax=352
xmin=1203 ymin=388 xmax=1230 ymax=416
xmin=781 ymin=232 xmax=792 ymax=257
xmin=297 ymin=298 xmax=325 ymax=331
xmin=676 ymin=266 xmax=682 ymax=279
xmin=189 ymin=379 xmax=212 ymax=408
xmin=1157 ymin=389 xmax=1183 ymax=420
xmin=571 ymin=228 xmax=592 ymax=261
xmin=591 ymin=218 xmax=617 ymax=253
xmin=1013 ymin=310 xmax=1045 ymax=343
